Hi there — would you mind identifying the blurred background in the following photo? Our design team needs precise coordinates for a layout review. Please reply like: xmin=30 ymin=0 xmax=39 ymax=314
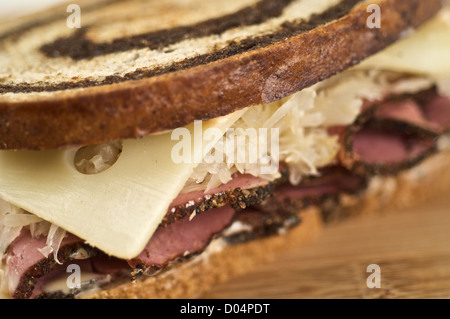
xmin=0 ymin=0 xmax=67 ymax=20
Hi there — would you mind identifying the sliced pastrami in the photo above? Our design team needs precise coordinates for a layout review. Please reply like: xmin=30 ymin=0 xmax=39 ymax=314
xmin=337 ymin=89 xmax=446 ymax=176
xmin=91 ymin=256 xmax=131 ymax=275
xmin=32 ymin=256 xmax=131 ymax=299
xmin=162 ymin=174 xmax=273 ymax=226
xmin=353 ymin=124 xmax=436 ymax=165
xmin=224 ymin=206 xmax=300 ymax=245
xmin=7 ymin=207 xmax=236 ymax=298
xmin=421 ymin=94 xmax=450 ymax=131
xmin=371 ymin=88 xmax=450 ymax=134
xmin=129 ymin=167 xmax=367 ymax=272
xmin=341 ymin=118 xmax=438 ymax=176
xmin=374 ymin=99 xmax=442 ymax=133
xmin=4 ymin=166 xmax=370 ymax=299
xmin=32 ymin=259 xmax=95 ymax=299
xmin=5 ymin=173 xmax=271 ymax=298
xmin=5 ymin=231 xmax=98 ymax=299
xmin=262 ymin=166 xmax=367 ymax=223
xmin=336 ymin=89 xmax=449 ymax=176
xmin=274 ymin=166 xmax=367 ymax=201
xmin=128 ymin=205 xmax=235 ymax=271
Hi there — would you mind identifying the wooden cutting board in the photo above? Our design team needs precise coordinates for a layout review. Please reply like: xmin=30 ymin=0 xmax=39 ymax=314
xmin=203 ymin=195 xmax=450 ymax=299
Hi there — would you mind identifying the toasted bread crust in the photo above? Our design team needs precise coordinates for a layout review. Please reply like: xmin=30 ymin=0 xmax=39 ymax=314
xmin=0 ymin=0 xmax=442 ymax=150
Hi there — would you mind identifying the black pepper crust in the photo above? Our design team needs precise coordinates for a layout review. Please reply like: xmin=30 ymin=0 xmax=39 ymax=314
xmin=12 ymin=242 xmax=101 ymax=299
xmin=161 ymin=183 xmax=275 ymax=227
xmin=261 ymin=166 xmax=369 ymax=223
xmin=339 ymin=91 xmax=441 ymax=177
xmin=342 ymin=118 xmax=438 ymax=176
xmin=224 ymin=202 xmax=302 ymax=245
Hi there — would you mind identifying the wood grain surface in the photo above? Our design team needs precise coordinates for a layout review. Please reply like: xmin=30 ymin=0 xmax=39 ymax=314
xmin=203 ymin=195 xmax=450 ymax=299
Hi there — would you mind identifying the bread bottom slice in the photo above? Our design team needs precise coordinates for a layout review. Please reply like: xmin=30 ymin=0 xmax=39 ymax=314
xmin=83 ymin=150 xmax=450 ymax=299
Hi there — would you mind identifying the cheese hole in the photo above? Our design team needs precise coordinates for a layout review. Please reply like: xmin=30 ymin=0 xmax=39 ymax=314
xmin=74 ymin=141 xmax=123 ymax=174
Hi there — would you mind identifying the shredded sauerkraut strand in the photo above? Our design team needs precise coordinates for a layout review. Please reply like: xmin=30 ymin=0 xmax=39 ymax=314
xmin=37 ymin=224 xmax=66 ymax=265
xmin=0 ymin=198 xmax=66 ymax=263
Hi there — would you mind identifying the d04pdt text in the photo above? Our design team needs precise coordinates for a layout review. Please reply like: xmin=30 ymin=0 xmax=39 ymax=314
xmin=224 ymin=303 xmax=270 ymax=314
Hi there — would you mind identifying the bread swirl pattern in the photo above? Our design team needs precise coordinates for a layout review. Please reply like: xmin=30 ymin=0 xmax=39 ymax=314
xmin=0 ymin=0 xmax=442 ymax=150
xmin=2 ymin=0 xmax=356 ymax=93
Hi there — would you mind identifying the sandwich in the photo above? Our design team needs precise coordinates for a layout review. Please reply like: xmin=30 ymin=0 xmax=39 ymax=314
xmin=0 ymin=0 xmax=449 ymax=299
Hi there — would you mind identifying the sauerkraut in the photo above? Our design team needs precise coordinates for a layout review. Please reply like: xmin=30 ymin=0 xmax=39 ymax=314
xmin=0 ymin=197 xmax=66 ymax=263
xmin=189 ymin=69 xmax=445 ymax=191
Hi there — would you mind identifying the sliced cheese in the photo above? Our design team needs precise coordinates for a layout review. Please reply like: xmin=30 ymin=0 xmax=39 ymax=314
xmin=355 ymin=6 xmax=450 ymax=76
xmin=0 ymin=109 xmax=247 ymax=259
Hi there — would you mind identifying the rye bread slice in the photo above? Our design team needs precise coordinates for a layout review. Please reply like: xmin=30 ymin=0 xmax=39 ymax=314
xmin=0 ymin=0 xmax=442 ymax=150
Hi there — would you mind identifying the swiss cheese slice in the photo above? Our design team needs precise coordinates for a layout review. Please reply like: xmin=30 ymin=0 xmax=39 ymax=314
xmin=356 ymin=7 xmax=450 ymax=76
xmin=0 ymin=109 xmax=246 ymax=259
